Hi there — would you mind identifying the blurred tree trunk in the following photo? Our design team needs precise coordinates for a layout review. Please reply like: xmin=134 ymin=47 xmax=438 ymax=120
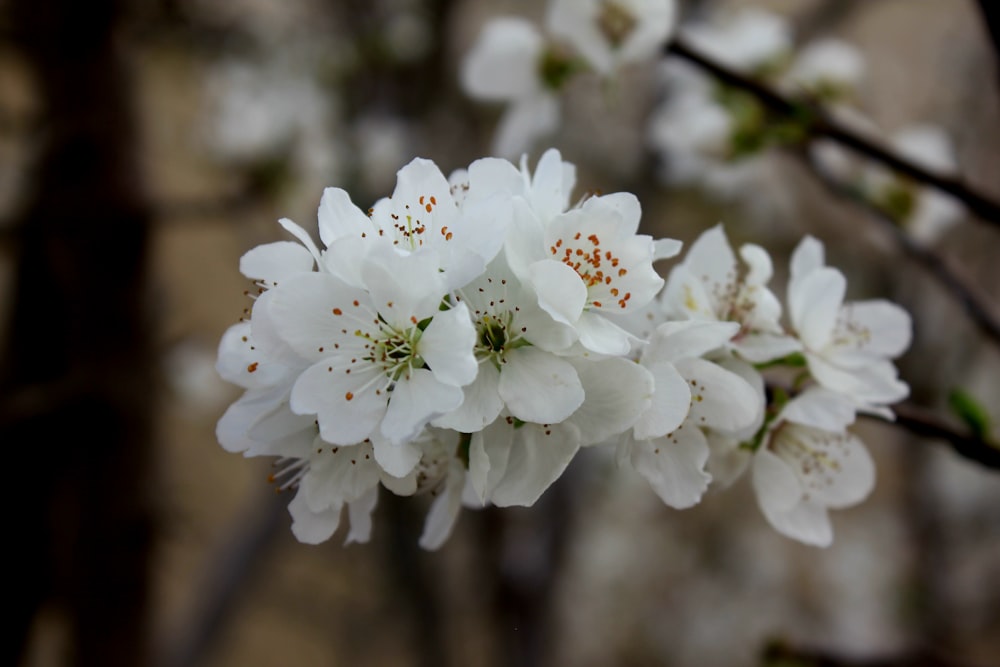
xmin=0 ymin=0 xmax=156 ymax=665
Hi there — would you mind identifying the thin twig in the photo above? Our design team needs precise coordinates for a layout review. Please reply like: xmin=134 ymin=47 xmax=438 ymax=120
xmin=665 ymin=38 xmax=1000 ymax=225
xmin=881 ymin=401 xmax=1000 ymax=470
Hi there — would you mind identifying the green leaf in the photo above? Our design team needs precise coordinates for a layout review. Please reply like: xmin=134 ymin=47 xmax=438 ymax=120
xmin=948 ymin=388 xmax=992 ymax=440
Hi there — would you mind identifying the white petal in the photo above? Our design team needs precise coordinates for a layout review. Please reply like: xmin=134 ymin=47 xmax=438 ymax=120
xmin=646 ymin=320 xmax=740 ymax=365
xmin=843 ymin=300 xmax=913 ymax=358
xmin=734 ymin=332 xmax=802 ymax=364
xmin=676 ymin=357 xmax=762 ymax=433
xmin=806 ymin=354 xmax=909 ymax=408
xmin=216 ymin=322 xmax=292 ymax=389
xmin=361 ymin=247 xmax=446 ymax=326
xmin=432 ymin=363 xmax=504 ymax=432
xmin=499 ymin=347 xmax=584 ymax=424
xmin=504 ymin=197 xmax=547 ymax=281
xmin=789 ymin=267 xmax=845 ymax=348
xmin=470 ymin=420 xmax=514 ymax=502
xmin=317 ymin=187 xmax=372 ymax=247
xmin=381 ymin=369 xmax=464 ymax=444
xmin=775 ymin=424 xmax=874 ymax=509
xmin=239 ymin=241 xmax=314 ymax=283
xmin=789 ymin=234 xmax=826 ymax=281
xmin=269 ymin=272 xmax=370 ymax=362
xmin=683 ymin=224 xmax=736 ymax=294
xmin=321 ymin=234 xmax=372 ymax=288
xmin=653 ymin=238 xmax=683 ymax=261
xmin=630 ymin=422 xmax=711 ymax=509
xmin=372 ymin=433 xmax=422 ymax=478
xmin=739 ymin=242 xmax=773 ymax=284
xmin=581 ymin=192 xmax=642 ymax=235
xmin=633 ymin=361 xmax=690 ymax=440
xmin=781 ymin=386 xmax=856 ymax=432
xmin=418 ymin=303 xmax=478 ymax=387
xmin=461 ymin=17 xmax=544 ymax=100
xmin=527 ymin=147 xmax=576 ymax=223
xmin=491 ymin=422 xmax=581 ymax=507
xmin=762 ymin=498 xmax=834 ymax=547
xmin=576 ymin=311 xmax=636 ymax=356
xmin=705 ymin=432 xmax=751 ymax=488
xmin=529 ymin=259 xmax=588 ymax=326
xmin=289 ymin=488 xmax=341 ymax=545
xmin=344 ymin=486 xmax=379 ymax=544
xmin=278 ymin=217 xmax=323 ymax=266
xmin=419 ymin=460 xmax=467 ymax=550
xmin=290 ymin=361 xmax=384 ymax=445
xmin=571 ymin=356 xmax=654 ymax=445
xmin=752 ymin=447 xmax=802 ymax=515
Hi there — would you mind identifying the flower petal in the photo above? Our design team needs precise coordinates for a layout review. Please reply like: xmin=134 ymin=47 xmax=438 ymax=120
xmin=633 ymin=361 xmax=690 ymax=440
xmin=571 ymin=356 xmax=654 ymax=445
xmin=239 ymin=241 xmax=314 ymax=283
xmin=381 ymin=368 xmax=464 ymax=444
xmin=432 ymin=363 xmax=504 ymax=432
xmin=289 ymin=488 xmax=342 ymax=545
xmin=499 ymin=347 xmax=584 ymax=424
xmin=630 ymin=422 xmax=711 ymax=509
xmin=418 ymin=302 xmax=478 ymax=387
xmin=419 ymin=460 xmax=467 ymax=550
xmin=490 ymin=422 xmax=581 ymax=507
xmin=344 ymin=486 xmax=379 ymax=545
xmin=789 ymin=266 xmax=845 ymax=348
xmin=317 ymin=187 xmax=373 ymax=248
xmin=676 ymin=357 xmax=762 ymax=433
xmin=752 ymin=447 xmax=802 ymax=515
xmin=529 ymin=259 xmax=588 ymax=326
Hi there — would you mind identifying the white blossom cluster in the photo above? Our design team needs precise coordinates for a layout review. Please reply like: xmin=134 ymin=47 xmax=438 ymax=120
xmin=462 ymin=0 xmax=678 ymax=158
xmin=216 ymin=148 xmax=912 ymax=549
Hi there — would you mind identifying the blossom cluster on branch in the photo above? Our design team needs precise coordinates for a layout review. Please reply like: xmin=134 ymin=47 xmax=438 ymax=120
xmin=216 ymin=147 xmax=912 ymax=549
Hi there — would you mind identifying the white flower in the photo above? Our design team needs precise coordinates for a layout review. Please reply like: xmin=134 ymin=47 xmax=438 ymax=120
xmin=866 ymin=124 xmax=965 ymax=244
xmin=461 ymin=17 xmax=561 ymax=159
xmin=433 ymin=249 xmax=581 ymax=432
xmin=508 ymin=189 xmax=674 ymax=355
xmin=788 ymin=236 xmax=911 ymax=418
xmin=752 ymin=388 xmax=875 ymax=547
xmin=620 ymin=320 xmax=763 ymax=508
xmin=784 ymin=38 xmax=865 ymax=100
xmin=316 ymin=157 xmax=510 ymax=290
xmin=269 ymin=246 xmax=477 ymax=453
xmin=661 ymin=224 xmax=801 ymax=363
xmin=680 ymin=7 xmax=792 ymax=74
xmin=548 ymin=0 xmax=678 ymax=75
xmin=647 ymin=67 xmax=733 ymax=186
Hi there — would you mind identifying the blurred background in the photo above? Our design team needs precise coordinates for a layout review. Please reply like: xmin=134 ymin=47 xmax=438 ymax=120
xmin=1 ymin=0 xmax=999 ymax=665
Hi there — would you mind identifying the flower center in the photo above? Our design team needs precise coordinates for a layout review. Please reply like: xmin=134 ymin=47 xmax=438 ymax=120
xmin=597 ymin=1 xmax=637 ymax=49
xmin=550 ymin=231 xmax=631 ymax=309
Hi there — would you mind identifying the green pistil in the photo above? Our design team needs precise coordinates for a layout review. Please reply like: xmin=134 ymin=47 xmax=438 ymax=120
xmin=480 ymin=319 xmax=507 ymax=352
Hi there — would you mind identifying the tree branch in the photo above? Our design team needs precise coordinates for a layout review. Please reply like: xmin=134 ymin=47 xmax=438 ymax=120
xmin=879 ymin=401 xmax=1000 ymax=470
xmin=665 ymin=38 xmax=1000 ymax=225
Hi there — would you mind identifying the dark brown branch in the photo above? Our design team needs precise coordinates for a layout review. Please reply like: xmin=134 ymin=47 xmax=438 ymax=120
xmin=883 ymin=402 xmax=1000 ymax=470
xmin=665 ymin=38 xmax=1000 ymax=225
